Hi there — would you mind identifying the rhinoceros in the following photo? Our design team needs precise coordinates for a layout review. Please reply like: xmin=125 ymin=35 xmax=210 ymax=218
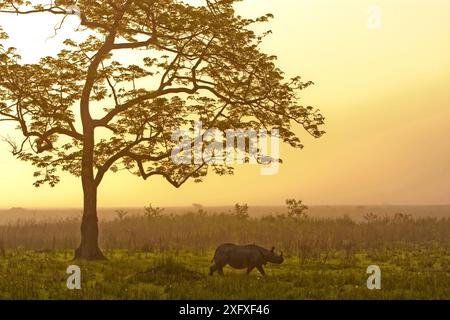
xmin=209 ymin=243 xmax=284 ymax=276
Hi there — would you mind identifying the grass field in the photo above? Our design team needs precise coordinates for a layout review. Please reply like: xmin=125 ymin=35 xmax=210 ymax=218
xmin=0 ymin=247 xmax=449 ymax=300
xmin=0 ymin=209 xmax=449 ymax=300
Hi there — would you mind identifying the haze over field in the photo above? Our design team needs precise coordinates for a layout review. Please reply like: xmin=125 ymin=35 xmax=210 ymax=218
xmin=0 ymin=0 xmax=449 ymax=208
xmin=1 ymin=205 xmax=449 ymax=225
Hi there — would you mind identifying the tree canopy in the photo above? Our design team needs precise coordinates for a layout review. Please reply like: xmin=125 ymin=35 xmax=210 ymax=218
xmin=0 ymin=0 xmax=325 ymax=189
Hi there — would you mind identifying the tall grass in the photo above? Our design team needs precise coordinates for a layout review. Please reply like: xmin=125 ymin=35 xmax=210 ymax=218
xmin=0 ymin=210 xmax=448 ymax=261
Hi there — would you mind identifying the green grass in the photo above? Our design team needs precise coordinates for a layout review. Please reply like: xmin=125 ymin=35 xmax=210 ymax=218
xmin=0 ymin=248 xmax=448 ymax=300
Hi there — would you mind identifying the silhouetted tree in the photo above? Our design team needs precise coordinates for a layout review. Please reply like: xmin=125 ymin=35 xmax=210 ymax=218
xmin=144 ymin=203 xmax=165 ymax=219
xmin=286 ymin=199 xmax=308 ymax=218
xmin=0 ymin=0 xmax=325 ymax=260
xmin=234 ymin=203 xmax=249 ymax=220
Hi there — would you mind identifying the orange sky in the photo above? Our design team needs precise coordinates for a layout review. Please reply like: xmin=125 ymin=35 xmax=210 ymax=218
xmin=0 ymin=0 xmax=449 ymax=208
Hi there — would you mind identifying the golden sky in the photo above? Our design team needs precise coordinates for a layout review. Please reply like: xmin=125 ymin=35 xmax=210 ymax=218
xmin=0 ymin=0 xmax=449 ymax=208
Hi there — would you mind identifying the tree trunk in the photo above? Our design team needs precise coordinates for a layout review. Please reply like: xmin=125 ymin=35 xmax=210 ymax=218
xmin=74 ymin=182 xmax=106 ymax=260
xmin=74 ymin=128 xmax=106 ymax=260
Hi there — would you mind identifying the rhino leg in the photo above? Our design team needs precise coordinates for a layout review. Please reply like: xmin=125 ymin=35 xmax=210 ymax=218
xmin=256 ymin=265 xmax=266 ymax=276
xmin=209 ymin=264 xmax=218 ymax=276
xmin=246 ymin=266 xmax=255 ymax=275
xmin=210 ymin=261 xmax=226 ymax=276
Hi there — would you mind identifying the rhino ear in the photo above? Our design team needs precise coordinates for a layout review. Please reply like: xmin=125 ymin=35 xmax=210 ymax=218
xmin=271 ymin=247 xmax=275 ymax=253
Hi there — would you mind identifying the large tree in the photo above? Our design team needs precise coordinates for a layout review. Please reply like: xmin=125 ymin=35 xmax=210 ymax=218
xmin=0 ymin=0 xmax=325 ymax=260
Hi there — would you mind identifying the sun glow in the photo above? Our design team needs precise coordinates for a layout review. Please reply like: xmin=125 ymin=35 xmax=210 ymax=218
xmin=0 ymin=0 xmax=449 ymax=208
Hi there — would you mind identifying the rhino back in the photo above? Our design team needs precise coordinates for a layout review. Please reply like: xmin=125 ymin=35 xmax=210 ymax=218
xmin=215 ymin=244 xmax=267 ymax=268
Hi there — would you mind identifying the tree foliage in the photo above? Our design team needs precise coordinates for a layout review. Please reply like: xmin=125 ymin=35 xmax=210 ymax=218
xmin=286 ymin=199 xmax=308 ymax=218
xmin=0 ymin=0 xmax=325 ymax=189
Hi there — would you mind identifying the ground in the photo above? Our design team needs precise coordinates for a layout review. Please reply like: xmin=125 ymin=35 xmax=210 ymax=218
xmin=0 ymin=248 xmax=448 ymax=300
